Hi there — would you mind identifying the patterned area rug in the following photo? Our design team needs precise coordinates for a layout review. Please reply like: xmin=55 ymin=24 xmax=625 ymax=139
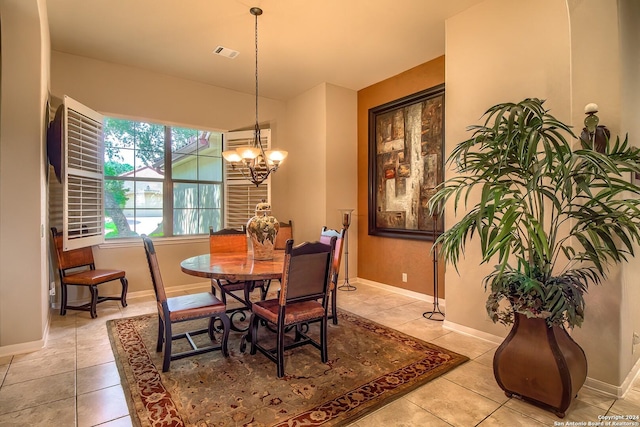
xmin=107 ymin=310 xmax=468 ymax=426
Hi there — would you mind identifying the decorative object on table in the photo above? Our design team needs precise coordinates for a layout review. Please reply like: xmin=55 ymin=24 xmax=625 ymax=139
xmin=338 ymin=208 xmax=356 ymax=291
xmin=368 ymin=84 xmax=445 ymax=240
xmin=221 ymin=7 xmax=288 ymax=186
xmin=107 ymin=310 xmax=468 ymax=426
xmin=422 ymin=209 xmax=444 ymax=321
xmin=246 ymin=200 xmax=280 ymax=260
xmin=579 ymin=103 xmax=610 ymax=154
xmin=428 ymin=98 xmax=640 ymax=417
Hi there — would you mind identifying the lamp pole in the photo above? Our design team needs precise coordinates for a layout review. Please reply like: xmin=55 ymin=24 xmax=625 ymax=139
xmin=338 ymin=209 xmax=356 ymax=291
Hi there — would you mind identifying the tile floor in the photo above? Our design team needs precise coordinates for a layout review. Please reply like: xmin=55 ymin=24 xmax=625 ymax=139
xmin=0 ymin=281 xmax=639 ymax=426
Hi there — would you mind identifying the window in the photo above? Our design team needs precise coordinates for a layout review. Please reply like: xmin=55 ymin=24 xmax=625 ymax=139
xmin=103 ymin=118 xmax=223 ymax=238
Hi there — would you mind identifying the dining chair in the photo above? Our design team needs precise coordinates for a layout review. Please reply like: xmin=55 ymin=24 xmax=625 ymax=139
xmin=247 ymin=237 xmax=336 ymax=378
xmin=319 ymin=226 xmax=345 ymax=325
xmin=50 ymin=227 xmax=128 ymax=318
xmin=209 ymin=227 xmax=271 ymax=304
xmin=274 ymin=220 xmax=293 ymax=250
xmin=141 ymin=235 xmax=230 ymax=372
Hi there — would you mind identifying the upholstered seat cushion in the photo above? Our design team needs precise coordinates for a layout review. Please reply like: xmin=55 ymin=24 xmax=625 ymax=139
xmin=252 ymin=299 xmax=325 ymax=325
xmin=165 ymin=292 xmax=226 ymax=322
xmin=63 ymin=269 xmax=126 ymax=285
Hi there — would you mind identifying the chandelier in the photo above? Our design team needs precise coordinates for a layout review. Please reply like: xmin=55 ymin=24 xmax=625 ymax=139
xmin=222 ymin=7 xmax=287 ymax=186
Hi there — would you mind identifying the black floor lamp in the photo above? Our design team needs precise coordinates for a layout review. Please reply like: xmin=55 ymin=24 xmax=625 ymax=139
xmin=338 ymin=209 xmax=356 ymax=291
xmin=423 ymin=211 xmax=444 ymax=320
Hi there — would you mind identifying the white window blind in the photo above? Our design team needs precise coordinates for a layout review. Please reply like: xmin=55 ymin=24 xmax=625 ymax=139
xmin=62 ymin=96 xmax=105 ymax=250
xmin=223 ymin=129 xmax=271 ymax=229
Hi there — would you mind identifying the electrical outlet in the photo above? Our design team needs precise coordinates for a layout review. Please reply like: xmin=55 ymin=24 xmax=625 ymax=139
xmin=402 ymin=273 xmax=407 ymax=282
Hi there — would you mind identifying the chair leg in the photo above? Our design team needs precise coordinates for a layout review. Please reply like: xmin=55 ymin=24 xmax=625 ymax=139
xmin=156 ymin=317 xmax=165 ymax=353
xmin=321 ymin=317 xmax=328 ymax=363
xmin=162 ymin=320 xmax=173 ymax=372
xmin=210 ymin=279 xmax=217 ymax=297
xmin=249 ymin=313 xmax=259 ymax=355
xmin=277 ymin=323 xmax=285 ymax=378
xmin=331 ymin=288 xmax=338 ymax=325
xmin=60 ymin=283 xmax=68 ymax=316
xmin=119 ymin=277 xmax=128 ymax=307
xmin=89 ymin=285 xmax=99 ymax=318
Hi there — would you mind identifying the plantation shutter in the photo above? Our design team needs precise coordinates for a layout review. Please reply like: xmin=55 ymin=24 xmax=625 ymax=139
xmin=223 ymin=129 xmax=271 ymax=229
xmin=62 ymin=96 xmax=105 ymax=250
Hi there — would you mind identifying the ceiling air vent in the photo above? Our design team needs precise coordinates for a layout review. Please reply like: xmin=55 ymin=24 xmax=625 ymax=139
xmin=213 ymin=46 xmax=239 ymax=59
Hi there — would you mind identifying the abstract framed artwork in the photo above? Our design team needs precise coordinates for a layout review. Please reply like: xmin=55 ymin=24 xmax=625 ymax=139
xmin=368 ymin=84 xmax=445 ymax=241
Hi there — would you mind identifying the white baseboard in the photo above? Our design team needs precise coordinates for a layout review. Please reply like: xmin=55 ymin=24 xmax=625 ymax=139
xmin=442 ymin=319 xmax=504 ymax=346
xmin=0 ymin=338 xmax=46 ymax=358
xmin=355 ymin=277 xmax=445 ymax=306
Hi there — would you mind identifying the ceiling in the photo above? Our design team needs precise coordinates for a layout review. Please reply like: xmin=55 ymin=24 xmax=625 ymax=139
xmin=47 ymin=0 xmax=483 ymax=101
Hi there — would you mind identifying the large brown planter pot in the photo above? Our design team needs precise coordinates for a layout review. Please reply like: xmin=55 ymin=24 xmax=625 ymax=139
xmin=493 ymin=312 xmax=588 ymax=418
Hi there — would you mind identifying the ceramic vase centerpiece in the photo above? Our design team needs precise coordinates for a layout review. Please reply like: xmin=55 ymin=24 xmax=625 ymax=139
xmin=246 ymin=201 xmax=280 ymax=260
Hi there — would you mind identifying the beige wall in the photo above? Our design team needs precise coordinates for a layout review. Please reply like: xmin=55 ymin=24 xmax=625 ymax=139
xmin=49 ymin=52 xmax=289 ymax=297
xmin=357 ymin=57 xmax=445 ymax=297
xmin=278 ymin=82 xmax=358 ymax=281
xmin=0 ymin=0 xmax=50 ymax=351
xmin=444 ymin=0 xmax=640 ymax=390
xmin=568 ymin=0 xmax=640 ymax=389
xmin=50 ymin=53 xmax=357 ymax=299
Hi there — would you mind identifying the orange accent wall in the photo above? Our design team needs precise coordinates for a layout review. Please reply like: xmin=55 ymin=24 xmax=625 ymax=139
xmin=357 ymin=56 xmax=445 ymax=297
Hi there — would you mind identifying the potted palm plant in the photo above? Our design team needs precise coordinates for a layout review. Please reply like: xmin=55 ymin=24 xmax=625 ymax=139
xmin=430 ymin=98 xmax=640 ymax=417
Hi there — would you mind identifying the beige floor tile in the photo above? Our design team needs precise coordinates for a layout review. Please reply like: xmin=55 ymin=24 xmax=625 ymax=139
xmin=405 ymin=378 xmax=501 ymax=426
xmin=431 ymin=331 xmax=497 ymax=359
xmin=477 ymin=405 xmax=542 ymax=426
xmin=356 ymin=397 xmax=453 ymax=426
xmin=473 ymin=348 xmax=496 ymax=367
xmin=0 ymin=356 xmax=12 ymax=366
xmin=577 ymin=386 xmax=616 ymax=411
xmin=372 ymin=302 xmax=437 ymax=329
xmin=443 ymin=360 xmax=508 ymax=404
xmin=4 ymin=351 xmax=76 ymax=385
xmin=394 ymin=318 xmax=450 ymax=342
xmin=77 ymin=384 xmax=130 ymax=427
xmin=0 ymin=396 xmax=76 ymax=426
xmin=0 ymin=372 xmax=75 ymax=414
xmin=77 ymin=361 xmax=122 ymax=394
xmin=11 ymin=340 xmax=75 ymax=363
xmin=564 ymin=398 xmax=613 ymax=422
xmin=620 ymin=387 xmax=640 ymax=407
xmin=77 ymin=341 xmax=115 ymax=369
xmin=99 ymin=415 xmax=134 ymax=426
xmin=609 ymin=395 xmax=640 ymax=417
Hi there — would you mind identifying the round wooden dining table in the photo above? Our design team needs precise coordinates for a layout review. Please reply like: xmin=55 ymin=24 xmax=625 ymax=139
xmin=180 ymin=251 xmax=285 ymax=284
xmin=180 ymin=251 xmax=285 ymax=313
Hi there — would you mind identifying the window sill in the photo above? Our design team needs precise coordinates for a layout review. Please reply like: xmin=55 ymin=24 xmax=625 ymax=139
xmin=98 ymin=235 xmax=208 ymax=249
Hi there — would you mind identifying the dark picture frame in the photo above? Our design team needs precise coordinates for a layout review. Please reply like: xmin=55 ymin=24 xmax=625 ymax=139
xmin=368 ymin=84 xmax=445 ymax=241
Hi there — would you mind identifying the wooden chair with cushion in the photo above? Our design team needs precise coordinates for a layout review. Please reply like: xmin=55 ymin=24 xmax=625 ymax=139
xmin=209 ymin=227 xmax=270 ymax=304
xmin=274 ymin=220 xmax=293 ymax=250
xmin=141 ymin=235 xmax=230 ymax=372
xmin=320 ymin=226 xmax=345 ymax=325
xmin=248 ymin=237 xmax=336 ymax=378
xmin=50 ymin=227 xmax=128 ymax=318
